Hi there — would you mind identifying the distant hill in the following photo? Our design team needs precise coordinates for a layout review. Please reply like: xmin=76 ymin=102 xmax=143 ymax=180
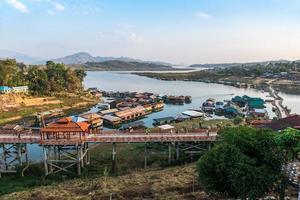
xmin=0 ymin=49 xmax=41 ymax=64
xmin=189 ymin=59 xmax=294 ymax=69
xmin=50 ymin=52 xmax=173 ymax=66
xmin=74 ymin=60 xmax=184 ymax=71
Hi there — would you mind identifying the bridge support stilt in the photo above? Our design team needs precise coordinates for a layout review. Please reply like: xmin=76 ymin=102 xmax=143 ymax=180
xmin=175 ymin=142 xmax=180 ymax=161
xmin=111 ymin=143 xmax=116 ymax=173
xmin=43 ymin=143 xmax=89 ymax=176
xmin=0 ymin=143 xmax=29 ymax=177
xmin=144 ymin=142 xmax=148 ymax=169
xmin=168 ymin=142 xmax=172 ymax=164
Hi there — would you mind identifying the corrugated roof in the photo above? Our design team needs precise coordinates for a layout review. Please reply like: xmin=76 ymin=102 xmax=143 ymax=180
xmin=41 ymin=117 xmax=90 ymax=132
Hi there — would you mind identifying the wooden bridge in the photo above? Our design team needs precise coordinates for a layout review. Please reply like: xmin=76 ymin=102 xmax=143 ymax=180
xmin=0 ymin=125 xmax=218 ymax=177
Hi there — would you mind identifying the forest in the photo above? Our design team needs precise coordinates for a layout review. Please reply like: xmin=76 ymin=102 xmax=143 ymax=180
xmin=0 ymin=59 xmax=86 ymax=95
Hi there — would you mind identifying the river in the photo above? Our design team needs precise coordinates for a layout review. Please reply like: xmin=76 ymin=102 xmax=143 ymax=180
xmin=27 ymin=71 xmax=300 ymax=161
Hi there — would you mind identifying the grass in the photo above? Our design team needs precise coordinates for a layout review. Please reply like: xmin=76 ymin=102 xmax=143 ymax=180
xmin=0 ymin=118 xmax=232 ymax=197
xmin=0 ymin=93 xmax=99 ymax=125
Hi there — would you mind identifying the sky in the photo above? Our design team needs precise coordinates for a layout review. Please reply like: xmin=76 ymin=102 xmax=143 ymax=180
xmin=1 ymin=0 xmax=300 ymax=64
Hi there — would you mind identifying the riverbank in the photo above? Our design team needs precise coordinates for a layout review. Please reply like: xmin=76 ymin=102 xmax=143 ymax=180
xmin=134 ymin=71 xmax=300 ymax=96
xmin=0 ymin=92 xmax=100 ymax=125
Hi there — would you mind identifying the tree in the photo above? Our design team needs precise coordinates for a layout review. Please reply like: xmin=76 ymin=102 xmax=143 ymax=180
xmin=74 ymin=69 xmax=87 ymax=82
xmin=0 ymin=59 xmax=18 ymax=85
xmin=26 ymin=66 xmax=49 ymax=95
xmin=197 ymin=127 xmax=282 ymax=199
xmin=233 ymin=116 xmax=243 ymax=125
xmin=275 ymin=128 xmax=300 ymax=200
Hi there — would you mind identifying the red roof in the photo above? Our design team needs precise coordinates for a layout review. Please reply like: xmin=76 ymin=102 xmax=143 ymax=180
xmin=268 ymin=114 xmax=300 ymax=131
xmin=41 ymin=117 xmax=90 ymax=133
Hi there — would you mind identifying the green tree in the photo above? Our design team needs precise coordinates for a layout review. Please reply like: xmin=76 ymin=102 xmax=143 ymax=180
xmin=197 ymin=127 xmax=282 ymax=199
xmin=26 ymin=66 xmax=49 ymax=95
xmin=0 ymin=59 xmax=18 ymax=85
xmin=275 ymin=128 xmax=300 ymax=200
xmin=74 ymin=69 xmax=87 ymax=82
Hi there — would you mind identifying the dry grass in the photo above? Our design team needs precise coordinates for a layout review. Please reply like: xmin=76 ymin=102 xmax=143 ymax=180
xmin=1 ymin=165 xmax=217 ymax=200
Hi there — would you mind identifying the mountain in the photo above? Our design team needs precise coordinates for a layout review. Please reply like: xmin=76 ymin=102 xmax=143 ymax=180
xmin=50 ymin=52 xmax=173 ymax=65
xmin=75 ymin=60 xmax=183 ymax=71
xmin=0 ymin=49 xmax=41 ymax=64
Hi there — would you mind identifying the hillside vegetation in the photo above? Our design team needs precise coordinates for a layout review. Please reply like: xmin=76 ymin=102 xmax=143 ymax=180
xmin=73 ymin=60 xmax=185 ymax=71
xmin=2 ymin=165 xmax=213 ymax=200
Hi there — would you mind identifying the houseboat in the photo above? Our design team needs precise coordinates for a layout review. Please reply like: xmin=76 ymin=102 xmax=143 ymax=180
xmin=163 ymin=95 xmax=185 ymax=105
xmin=101 ymin=115 xmax=122 ymax=127
xmin=152 ymin=101 xmax=164 ymax=111
xmin=114 ymin=106 xmax=146 ymax=122
xmin=153 ymin=117 xmax=175 ymax=126
xmin=182 ymin=110 xmax=204 ymax=118
xmin=80 ymin=113 xmax=103 ymax=129
xmin=120 ymin=121 xmax=146 ymax=131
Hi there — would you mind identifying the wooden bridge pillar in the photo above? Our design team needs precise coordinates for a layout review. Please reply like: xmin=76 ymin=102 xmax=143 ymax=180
xmin=43 ymin=143 xmax=89 ymax=176
xmin=175 ymin=142 xmax=180 ymax=161
xmin=111 ymin=143 xmax=117 ymax=173
xmin=144 ymin=142 xmax=148 ymax=169
xmin=0 ymin=143 xmax=29 ymax=177
xmin=168 ymin=142 xmax=172 ymax=164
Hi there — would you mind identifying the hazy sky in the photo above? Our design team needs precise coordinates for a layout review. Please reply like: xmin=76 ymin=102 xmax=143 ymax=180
xmin=1 ymin=0 xmax=300 ymax=64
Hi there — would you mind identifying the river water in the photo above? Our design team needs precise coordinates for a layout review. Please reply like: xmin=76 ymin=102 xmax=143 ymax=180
xmin=27 ymin=71 xmax=300 ymax=161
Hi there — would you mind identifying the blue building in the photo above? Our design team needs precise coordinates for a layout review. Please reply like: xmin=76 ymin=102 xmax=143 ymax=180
xmin=0 ymin=86 xmax=12 ymax=94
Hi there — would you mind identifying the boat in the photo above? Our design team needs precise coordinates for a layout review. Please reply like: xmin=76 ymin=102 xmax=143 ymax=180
xmin=182 ymin=110 xmax=204 ymax=118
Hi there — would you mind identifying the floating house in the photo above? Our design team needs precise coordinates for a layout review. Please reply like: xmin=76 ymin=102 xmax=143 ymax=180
xmin=120 ymin=121 xmax=146 ymax=131
xmin=152 ymin=102 xmax=164 ymax=111
xmin=80 ymin=113 xmax=103 ymax=129
xmin=153 ymin=117 xmax=175 ymax=126
xmin=114 ymin=106 xmax=146 ymax=122
xmin=101 ymin=115 xmax=122 ymax=127
xmin=182 ymin=110 xmax=204 ymax=118
xmin=99 ymin=108 xmax=119 ymax=115
xmin=224 ymin=106 xmax=243 ymax=117
xmin=249 ymin=108 xmax=268 ymax=118
xmin=163 ymin=95 xmax=185 ymax=105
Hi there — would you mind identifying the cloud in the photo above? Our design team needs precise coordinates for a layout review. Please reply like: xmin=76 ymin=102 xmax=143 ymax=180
xmin=51 ymin=1 xmax=65 ymax=11
xmin=6 ymin=0 xmax=29 ymax=13
xmin=129 ymin=32 xmax=145 ymax=44
xmin=194 ymin=11 xmax=212 ymax=20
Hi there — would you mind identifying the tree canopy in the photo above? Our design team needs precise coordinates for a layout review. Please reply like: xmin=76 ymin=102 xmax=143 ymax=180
xmin=0 ymin=59 xmax=86 ymax=95
xmin=197 ymin=126 xmax=284 ymax=199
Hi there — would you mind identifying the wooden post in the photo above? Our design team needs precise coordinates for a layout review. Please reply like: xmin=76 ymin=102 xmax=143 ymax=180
xmin=77 ymin=146 xmax=81 ymax=176
xmin=111 ymin=143 xmax=116 ymax=173
xmin=168 ymin=142 xmax=172 ymax=164
xmin=49 ymin=146 xmax=53 ymax=173
xmin=144 ymin=142 xmax=148 ymax=169
xmin=208 ymin=142 xmax=212 ymax=150
xmin=43 ymin=146 xmax=48 ymax=176
xmin=17 ymin=144 xmax=22 ymax=166
xmin=80 ymin=145 xmax=84 ymax=168
xmin=175 ymin=142 xmax=180 ymax=161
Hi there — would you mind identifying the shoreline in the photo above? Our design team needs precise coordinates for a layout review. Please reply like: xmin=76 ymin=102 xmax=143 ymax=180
xmin=133 ymin=72 xmax=292 ymax=119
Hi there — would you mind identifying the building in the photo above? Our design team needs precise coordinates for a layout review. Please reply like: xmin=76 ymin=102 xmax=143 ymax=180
xmin=101 ymin=115 xmax=122 ymax=126
xmin=41 ymin=117 xmax=91 ymax=142
xmin=0 ymin=86 xmax=12 ymax=94
xmin=80 ymin=113 xmax=103 ymax=129
xmin=250 ymin=120 xmax=272 ymax=129
xmin=267 ymin=114 xmax=300 ymax=131
xmin=152 ymin=102 xmax=164 ymax=111
xmin=153 ymin=117 xmax=175 ymax=126
xmin=11 ymin=86 xmax=28 ymax=93
xmin=114 ymin=106 xmax=146 ymax=122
